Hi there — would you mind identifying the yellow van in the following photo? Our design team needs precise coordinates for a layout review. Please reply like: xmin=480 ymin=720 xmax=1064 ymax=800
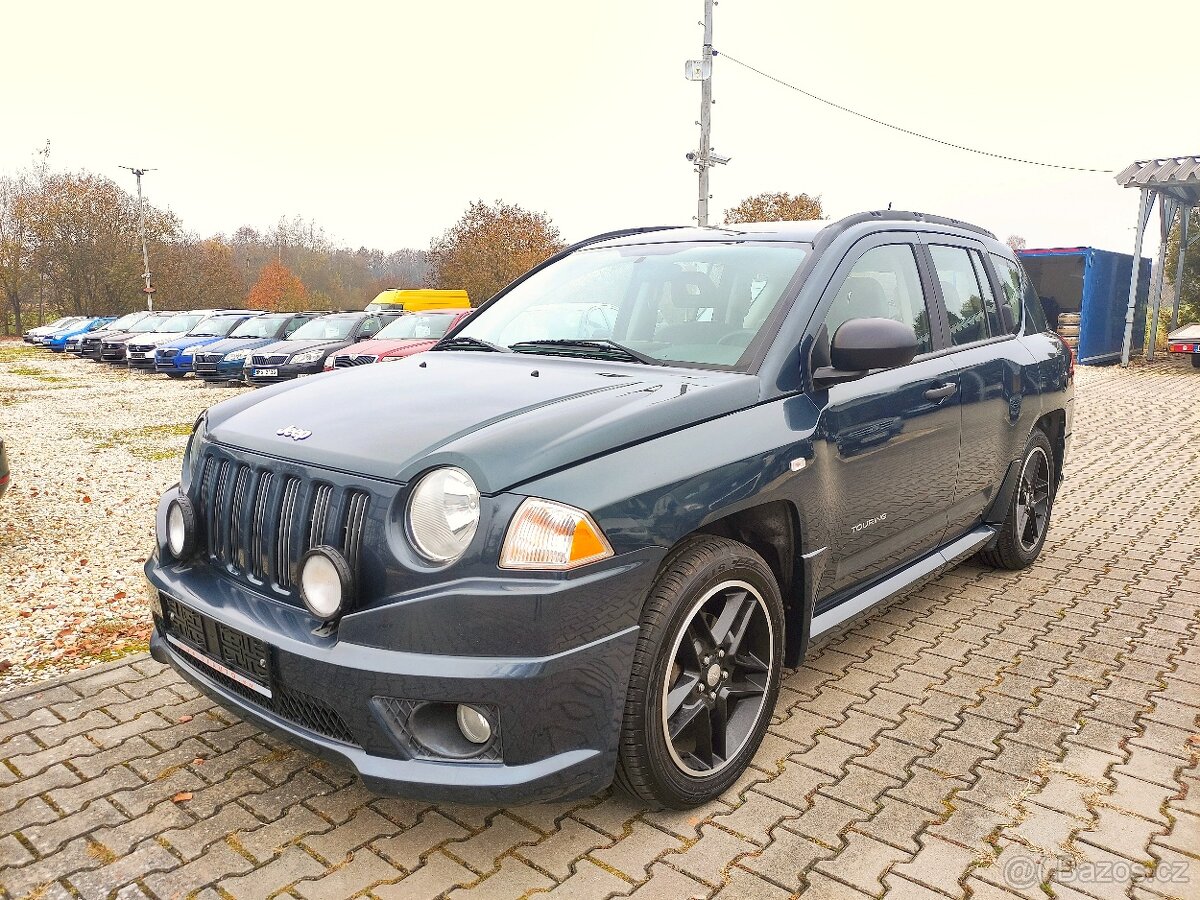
xmin=366 ymin=289 xmax=471 ymax=313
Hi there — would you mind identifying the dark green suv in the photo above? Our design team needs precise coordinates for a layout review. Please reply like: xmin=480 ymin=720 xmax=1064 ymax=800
xmin=145 ymin=211 xmax=1072 ymax=808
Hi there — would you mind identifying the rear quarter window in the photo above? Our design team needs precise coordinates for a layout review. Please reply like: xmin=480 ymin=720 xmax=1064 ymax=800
xmin=988 ymin=253 xmax=1025 ymax=335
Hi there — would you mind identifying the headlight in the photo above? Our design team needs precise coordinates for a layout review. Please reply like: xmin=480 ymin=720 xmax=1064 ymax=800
xmin=289 ymin=348 xmax=326 ymax=365
xmin=225 ymin=349 xmax=251 ymax=362
xmin=500 ymin=498 xmax=613 ymax=570
xmin=299 ymin=546 xmax=354 ymax=620
xmin=381 ymin=355 xmax=406 ymax=362
xmin=407 ymin=467 xmax=480 ymax=563
xmin=165 ymin=495 xmax=198 ymax=558
xmin=181 ymin=412 xmax=207 ymax=492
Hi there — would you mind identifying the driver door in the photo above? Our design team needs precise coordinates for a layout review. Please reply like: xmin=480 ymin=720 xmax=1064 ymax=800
xmin=809 ymin=236 xmax=963 ymax=600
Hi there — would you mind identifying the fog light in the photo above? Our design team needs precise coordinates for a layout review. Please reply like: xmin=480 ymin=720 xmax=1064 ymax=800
xmin=456 ymin=704 xmax=492 ymax=745
xmin=166 ymin=496 xmax=197 ymax=558
xmin=299 ymin=546 xmax=354 ymax=621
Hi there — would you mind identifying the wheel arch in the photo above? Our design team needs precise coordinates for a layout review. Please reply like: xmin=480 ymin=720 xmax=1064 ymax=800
xmin=1034 ymin=408 xmax=1066 ymax=488
xmin=666 ymin=500 xmax=809 ymax=667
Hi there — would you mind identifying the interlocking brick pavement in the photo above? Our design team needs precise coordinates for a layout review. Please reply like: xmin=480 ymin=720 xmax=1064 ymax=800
xmin=2 ymin=361 xmax=1199 ymax=900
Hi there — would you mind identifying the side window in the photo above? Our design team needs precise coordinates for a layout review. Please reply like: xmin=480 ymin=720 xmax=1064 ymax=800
xmin=929 ymin=245 xmax=990 ymax=346
xmin=823 ymin=244 xmax=932 ymax=355
xmin=284 ymin=318 xmax=304 ymax=338
xmin=969 ymin=251 xmax=1002 ymax=336
xmin=988 ymin=253 xmax=1024 ymax=334
xmin=357 ymin=318 xmax=382 ymax=339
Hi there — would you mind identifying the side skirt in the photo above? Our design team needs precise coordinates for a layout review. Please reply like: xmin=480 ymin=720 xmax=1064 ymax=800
xmin=809 ymin=525 xmax=997 ymax=640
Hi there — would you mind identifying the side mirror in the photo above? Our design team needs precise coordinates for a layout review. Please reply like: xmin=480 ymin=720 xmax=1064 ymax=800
xmin=814 ymin=317 xmax=919 ymax=385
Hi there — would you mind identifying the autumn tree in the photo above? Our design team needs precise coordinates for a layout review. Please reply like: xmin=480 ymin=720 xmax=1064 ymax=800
xmin=246 ymin=260 xmax=309 ymax=311
xmin=1006 ymin=235 xmax=1028 ymax=252
xmin=724 ymin=192 xmax=824 ymax=224
xmin=429 ymin=200 xmax=564 ymax=303
xmin=156 ymin=237 xmax=244 ymax=310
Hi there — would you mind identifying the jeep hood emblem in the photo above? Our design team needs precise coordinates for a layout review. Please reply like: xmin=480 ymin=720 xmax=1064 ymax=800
xmin=276 ymin=426 xmax=312 ymax=441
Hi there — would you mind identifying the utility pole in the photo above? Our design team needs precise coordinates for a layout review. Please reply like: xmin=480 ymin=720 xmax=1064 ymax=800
xmin=685 ymin=0 xmax=729 ymax=226
xmin=120 ymin=166 xmax=157 ymax=311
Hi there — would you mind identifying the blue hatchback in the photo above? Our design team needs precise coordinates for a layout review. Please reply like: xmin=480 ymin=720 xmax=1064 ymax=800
xmin=46 ymin=317 xmax=115 ymax=352
xmin=153 ymin=313 xmax=261 ymax=378
xmin=190 ymin=311 xmax=328 ymax=383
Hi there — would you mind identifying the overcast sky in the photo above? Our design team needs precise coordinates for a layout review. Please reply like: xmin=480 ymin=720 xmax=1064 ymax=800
xmin=4 ymin=1 xmax=1194 ymax=256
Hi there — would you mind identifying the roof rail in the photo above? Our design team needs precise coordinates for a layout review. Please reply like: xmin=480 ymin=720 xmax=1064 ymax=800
xmin=816 ymin=210 xmax=996 ymax=252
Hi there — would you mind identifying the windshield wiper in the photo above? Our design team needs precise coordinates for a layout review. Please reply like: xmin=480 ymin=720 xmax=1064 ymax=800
xmin=433 ymin=335 xmax=509 ymax=353
xmin=509 ymin=339 xmax=660 ymax=365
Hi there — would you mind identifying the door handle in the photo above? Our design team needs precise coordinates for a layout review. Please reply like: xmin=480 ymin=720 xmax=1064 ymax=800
xmin=924 ymin=383 xmax=958 ymax=400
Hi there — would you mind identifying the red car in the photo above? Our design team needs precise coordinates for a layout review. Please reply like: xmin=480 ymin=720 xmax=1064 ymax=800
xmin=324 ymin=309 xmax=473 ymax=370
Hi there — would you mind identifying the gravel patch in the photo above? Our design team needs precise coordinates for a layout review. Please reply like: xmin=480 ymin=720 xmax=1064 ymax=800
xmin=0 ymin=339 xmax=247 ymax=688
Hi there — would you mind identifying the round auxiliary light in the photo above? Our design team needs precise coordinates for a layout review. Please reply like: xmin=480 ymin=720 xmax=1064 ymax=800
xmin=166 ymin=496 xmax=197 ymax=559
xmin=299 ymin=546 xmax=354 ymax=621
xmin=456 ymin=704 xmax=493 ymax=745
xmin=407 ymin=467 xmax=481 ymax=563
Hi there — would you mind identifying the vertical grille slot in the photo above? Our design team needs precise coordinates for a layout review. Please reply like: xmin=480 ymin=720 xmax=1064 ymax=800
xmin=276 ymin=478 xmax=301 ymax=588
xmin=210 ymin=461 xmax=232 ymax=564
xmin=250 ymin=472 xmax=274 ymax=580
xmin=228 ymin=466 xmax=251 ymax=571
xmin=308 ymin=484 xmax=333 ymax=549
xmin=341 ymin=491 xmax=369 ymax=577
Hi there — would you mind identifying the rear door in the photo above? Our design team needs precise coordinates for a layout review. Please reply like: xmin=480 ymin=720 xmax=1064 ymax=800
xmin=920 ymin=238 xmax=1028 ymax=537
xmin=809 ymin=234 xmax=963 ymax=600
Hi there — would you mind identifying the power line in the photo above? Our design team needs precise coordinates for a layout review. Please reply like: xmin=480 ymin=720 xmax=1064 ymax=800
xmin=718 ymin=51 xmax=1114 ymax=175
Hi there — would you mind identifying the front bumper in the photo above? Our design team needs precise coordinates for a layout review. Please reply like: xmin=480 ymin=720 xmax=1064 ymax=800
xmin=196 ymin=359 xmax=248 ymax=383
xmin=144 ymin=555 xmax=647 ymax=804
xmin=126 ymin=349 xmax=159 ymax=369
xmin=244 ymin=361 xmax=324 ymax=386
xmin=155 ymin=356 xmax=193 ymax=375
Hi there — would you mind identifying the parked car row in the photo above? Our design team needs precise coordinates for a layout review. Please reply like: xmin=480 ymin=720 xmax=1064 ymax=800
xmin=20 ymin=306 xmax=475 ymax=386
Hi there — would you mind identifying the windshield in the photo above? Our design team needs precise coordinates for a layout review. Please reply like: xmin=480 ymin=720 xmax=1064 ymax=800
xmin=455 ymin=241 xmax=809 ymax=369
xmin=231 ymin=315 xmax=289 ymax=339
xmin=189 ymin=315 xmax=247 ymax=337
xmin=375 ymin=313 xmax=458 ymax=341
xmin=106 ymin=313 xmax=144 ymax=331
xmin=129 ymin=315 xmax=169 ymax=333
xmin=288 ymin=316 xmax=357 ymax=341
xmin=155 ymin=314 xmax=204 ymax=334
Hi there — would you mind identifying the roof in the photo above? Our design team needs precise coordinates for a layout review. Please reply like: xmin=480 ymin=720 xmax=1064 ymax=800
xmin=1115 ymin=156 xmax=1200 ymax=205
xmin=590 ymin=211 xmax=996 ymax=250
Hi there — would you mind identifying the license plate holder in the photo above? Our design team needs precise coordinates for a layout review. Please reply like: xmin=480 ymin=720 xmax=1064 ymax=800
xmin=161 ymin=595 xmax=273 ymax=696
xmin=253 ymin=368 xmax=278 ymax=378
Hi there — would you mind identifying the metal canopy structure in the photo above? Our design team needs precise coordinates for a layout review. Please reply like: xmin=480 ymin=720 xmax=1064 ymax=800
xmin=1117 ymin=156 xmax=1200 ymax=364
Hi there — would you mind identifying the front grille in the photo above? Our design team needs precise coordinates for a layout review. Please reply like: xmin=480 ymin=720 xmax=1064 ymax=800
xmin=195 ymin=451 xmax=370 ymax=603
xmin=335 ymin=354 xmax=377 ymax=368
xmin=251 ymin=354 xmax=288 ymax=367
xmin=193 ymin=360 xmax=219 ymax=374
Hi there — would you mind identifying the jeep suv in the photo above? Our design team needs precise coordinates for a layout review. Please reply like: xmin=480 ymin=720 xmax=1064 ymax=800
xmin=145 ymin=211 xmax=1072 ymax=809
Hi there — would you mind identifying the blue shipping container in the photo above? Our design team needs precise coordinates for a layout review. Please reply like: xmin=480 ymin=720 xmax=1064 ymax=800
xmin=1019 ymin=248 xmax=1151 ymax=366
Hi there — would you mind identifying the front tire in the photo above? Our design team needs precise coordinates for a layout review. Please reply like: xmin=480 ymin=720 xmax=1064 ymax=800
xmin=615 ymin=536 xmax=783 ymax=809
xmin=977 ymin=429 xmax=1056 ymax=570
xmin=1191 ymin=353 xmax=1200 ymax=369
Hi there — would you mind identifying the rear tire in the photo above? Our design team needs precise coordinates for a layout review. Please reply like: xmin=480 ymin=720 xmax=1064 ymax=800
xmin=977 ymin=429 xmax=1056 ymax=570
xmin=615 ymin=536 xmax=783 ymax=809
xmin=1192 ymin=354 xmax=1200 ymax=369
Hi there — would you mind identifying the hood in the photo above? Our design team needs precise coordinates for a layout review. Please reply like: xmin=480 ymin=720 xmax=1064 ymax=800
xmin=100 ymin=331 xmax=143 ymax=344
xmin=130 ymin=332 xmax=190 ymax=348
xmin=160 ymin=334 xmax=222 ymax=351
xmin=197 ymin=336 xmax=273 ymax=357
xmin=253 ymin=338 xmax=349 ymax=357
xmin=206 ymin=352 xmax=760 ymax=493
xmin=333 ymin=338 xmax=437 ymax=359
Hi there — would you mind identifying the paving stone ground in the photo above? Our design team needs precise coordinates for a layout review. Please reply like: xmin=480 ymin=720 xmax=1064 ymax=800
xmin=3 ymin=360 xmax=1199 ymax=900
